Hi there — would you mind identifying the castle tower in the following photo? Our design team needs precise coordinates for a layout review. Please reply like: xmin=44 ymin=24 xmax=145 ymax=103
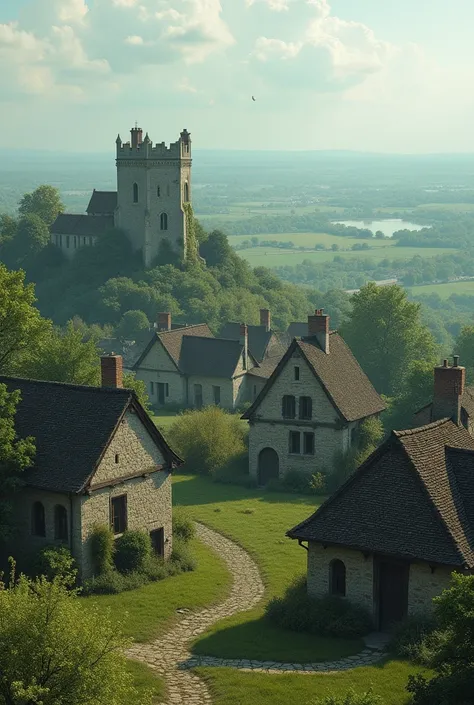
xmin=115 ymin=126 xmax=192 ymax=267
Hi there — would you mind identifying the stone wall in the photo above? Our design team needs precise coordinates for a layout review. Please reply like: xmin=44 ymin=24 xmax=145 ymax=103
xmin=51 ymin=232 xmax=96 ymax=259
xmin=408 ymin=561 xmax=454 ymax=615
xmin=135 ymin=338 xmax=186 ymax=406
xmin=188 ymin=374 xmax=236 ymax=410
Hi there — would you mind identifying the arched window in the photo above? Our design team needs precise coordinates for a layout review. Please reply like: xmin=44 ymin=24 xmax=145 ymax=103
xmin=160 ymin=213 xmax=168 ymax=231
xmin=330 ymin=559 xmax=346 ymax=597
xmin=157 ymin=186 xmax=161 ymax=197
xmin=32 ymin=501 xmax=46 ymax=537
xmin=54 ymin=505 xmax=68 ymax=541
xmin=184 ymin=182 xmax=189 ymax=202
xmin=133 ymin=182 xmax=139 ymax=203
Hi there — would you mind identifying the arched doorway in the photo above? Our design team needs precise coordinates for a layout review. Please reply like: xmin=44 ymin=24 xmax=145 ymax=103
xmin=258 ymin=448 xmax=279 ymax=486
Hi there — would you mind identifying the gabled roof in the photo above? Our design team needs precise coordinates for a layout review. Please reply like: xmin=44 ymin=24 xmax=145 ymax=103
xmin=247 ymin=355 xmax=281 ymax=380
xmin=86 ymin=190 xmax=118 ymax=215
xmin=288 ymin=418 xmax=474 ymax=568
xmin=133 ymin=323 xmax=213 ymax=372
xmin=220 ymin=322 xmax=273 ymax=363
xmin=50 ymin=214 xmax=114 ymax=237
xmin=242 ymin=334 xmax=385 ymax=423
xmin=180 ymin=336 xmax=257 ymax=378
xmin=0 ymin=376 xmax=182 ymax=494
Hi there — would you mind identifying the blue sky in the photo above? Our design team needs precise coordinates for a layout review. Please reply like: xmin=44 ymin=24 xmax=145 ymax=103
xmin=1 ymin=0 xmax=473 ymax=152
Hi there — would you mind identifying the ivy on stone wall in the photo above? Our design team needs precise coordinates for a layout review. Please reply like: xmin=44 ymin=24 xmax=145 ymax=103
xmin=183 ymin=203 xmax=199 ymax=264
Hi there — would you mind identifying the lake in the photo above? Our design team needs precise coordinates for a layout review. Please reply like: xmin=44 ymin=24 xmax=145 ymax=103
xmin=331 ymin=218 xmax=426 ymax=238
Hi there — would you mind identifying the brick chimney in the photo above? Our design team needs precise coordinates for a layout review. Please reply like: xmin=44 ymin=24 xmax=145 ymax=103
xmin=432 ymin=356 xmax=465 ymax=425
xmin=240 ymin=323 xmax=248 ymax=370
xmin=307 ymin=309 xmax=330 ymax=354
xmin=101 ymin=355 xmax=123 ymax=389
xmin=260 ymin=308 xmax=271 ymax=332
xmin=157 ymin=312 xmax=171 ymax=332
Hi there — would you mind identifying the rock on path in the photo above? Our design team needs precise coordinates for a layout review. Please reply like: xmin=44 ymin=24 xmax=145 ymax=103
xmin=128 ymin=522 xmax=383 ymax=705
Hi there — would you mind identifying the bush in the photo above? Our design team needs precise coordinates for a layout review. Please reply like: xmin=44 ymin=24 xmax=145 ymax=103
xmin=171 ymin=537 xmax=197 ymax=572
xmin=311 ymin=690 xmax=383 ymax=705
xmin=266 ymin=576 xmax=373 ymax=638
xmin=266 ymin=470 xmax=327 ymax=495
xmin=35 ymin=545 xmax=76 ymax=583
xmin=168 ymin=406 xmax=247 ymax=475
xmin=172 ymin=509 xmax=195 ymax=543
xmin=114 ymin=530 xmax=151 ymax=574
xmin=89 ymin=524 xmax=115 ymax=576
xmin=389 ymin=614 xmax=438 ymax=664
xmin=212 ymin=450 xmax=256 ymax=487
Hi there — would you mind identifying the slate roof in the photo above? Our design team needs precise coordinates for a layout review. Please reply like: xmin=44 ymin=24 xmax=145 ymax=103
xmin=287 ymin=322 xmax=308 ymax=338
xmin=247 ymin=355 xmax=281 ymax=379
xmin=288 ymin=418 xmax=474 ymax=568
xmin=133 ymin=324 xmax=213 ymax=371
xmin=0 ymin=376 xmax=181 ymax=494
xmin=243 ymin=333 xmax=385 ymax=423
xmin=220 ymin=323 xmax=273 ymax=363
xmin=50 ymin=214 xmax=114 ymax=237
xmin=180 ymin=336 xmax=257 ymax=378
xmin=86 ymin=190 xmax=118 ymax=215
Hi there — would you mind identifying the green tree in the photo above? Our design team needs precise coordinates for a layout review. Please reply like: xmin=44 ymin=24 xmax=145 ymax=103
xmin=199 ymin=230 xmax=233 ymax=267
xmin=407 ymin=573 xmax=474 ymax=705
xmin=15 ymin=214 xmax=51 ymax=255
xmin=0 ymin=384 xmax=35 ymax=540
xmin=455 ymin=325 xmax=474 ymax=383
xmin=0 ymin=571 xmax=150 ymax=705
xmin=116 ymin=310 xmax=150 ymax=342
xmin=384 ymin=359 xmax=434 ymax=431
xmin=0 ymin=214 xmax=17 ymax=243
xmin=340 ymin=283 xmax=437 ymax=396
xmin=123 ymin=373 xmax=150 ymax=411
xmin=18 ymin=184 xmax=64 ymax=226
xmin=0 ymin=264 xmax=49 ymax=375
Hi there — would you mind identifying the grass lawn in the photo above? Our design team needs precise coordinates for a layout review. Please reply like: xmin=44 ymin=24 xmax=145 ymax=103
xmin=198 ymin=659 xmax=432 ymax=705
xmin=230 ymin=232 xmax=396 ymax=249
xmin=172 ymin=474 xmax=364 ymax=663
xmin=409 ymin=279 xmax=474 ymax=298
xmin=126 ymin=659 xmax=166 ymax=703
xmin=150 ymin=409 xmax=180 ymax=435
xmin=237 ymin=246 xmax=457 ymax=269
xmin=84 ymin=536 xmax=231 ymax=642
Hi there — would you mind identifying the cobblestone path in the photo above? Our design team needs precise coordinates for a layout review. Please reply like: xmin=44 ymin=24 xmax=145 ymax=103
xmin=128 ymin=523 xmax=384 ymax=705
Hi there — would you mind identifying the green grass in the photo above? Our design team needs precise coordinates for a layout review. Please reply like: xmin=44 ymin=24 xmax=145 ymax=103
xmin=172 ymin=474 xmax=363 ymax=662
xmin=231 ymin=232 xmax=396 ymax=249
xmin=198 ymin=659 xmax=432 ymax=705
xmin=150 ymin=409 xmax=180 ymax=434
xmin=126 ymin=659 xmax=166 ymax=703
xmin=237 ymin=246 xmax=457 ymax=269
xmin=84 ymin=537 xmax=231 ymax=642
xmin=409 ymin=279 xmax=474 ymax=298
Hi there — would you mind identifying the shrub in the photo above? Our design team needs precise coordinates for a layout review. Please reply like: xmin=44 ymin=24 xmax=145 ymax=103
xmin=172 ymin=509 xmax=195 ymax=543
xmin=389 ymin=614 xmax=438 ymax=664
xmin=212 ymin=450 xmax=256 ymax=487
xmin=35 ymin=545 xmax=76 ymax=583
xmin=89 ymin=524 xmax=115 ymax=576
xmin=114 ymin=530 xmax=151 ymax=574
xmin=171 ymin=537 xmax=197 ymax=572
xmin=168 ymin=406 xmax=247 ymax=475
xmin=266 ymin=470 xmax=327 ymax=495
xmin=311 ymin=689 xmax=383 ymax=705
xmin=266 ymin=576 xmax=372 ymax=638
xmin=83 ymin=569 xmax=126 ymax=595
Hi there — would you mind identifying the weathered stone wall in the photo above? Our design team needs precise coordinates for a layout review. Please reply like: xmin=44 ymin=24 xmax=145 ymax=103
xmin=307 ymin=543 xmax=374 ymax=615
xmin=408 ymin=561 xmax=454 ymax=615
xmin=188 ymin=374 xmax=236 ymax=410
xmin=135 ymin=339 xmax=186 ymax=406
xmin=51 ymin=232 xmax=96 ymax=259
xmin=79 ymin=472 xmax=172 ymax=579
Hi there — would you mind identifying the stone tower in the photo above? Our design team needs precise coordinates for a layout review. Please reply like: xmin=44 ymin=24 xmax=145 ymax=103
xmin=115 ymin=126 xmax=192 ymax=267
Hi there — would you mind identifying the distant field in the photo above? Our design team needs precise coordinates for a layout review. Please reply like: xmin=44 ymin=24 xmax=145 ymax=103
xmin=238 ymin=246 xmax=458 ymax=269
xmin=416 ymin=202 xmax=474 ymax=212
xmin=409 ymin=280 xmax=474 ymax=298
xmin=197 ymin=203 xmax=348 ymax=221
xmin=231 ymin=232 xmax=395 ymax=249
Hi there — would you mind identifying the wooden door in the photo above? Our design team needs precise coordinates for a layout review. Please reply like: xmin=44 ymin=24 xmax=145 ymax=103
xmin=157 ymin=383 xmax=166 ymax=405
xmin=377 ymin=558 xmax=409 ymax=630
xmin=257 ymin=448 xmax=279 ymax=486
xmin=150 ymin=528 xmax=165 ymax=558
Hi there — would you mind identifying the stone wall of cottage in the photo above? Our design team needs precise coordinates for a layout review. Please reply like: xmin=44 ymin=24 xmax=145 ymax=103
xmin=408 ymin=562 xmax=454 ymax=615
xmin=307 ymin=543 xmax=374 ymax=614
xmin=79 ymin=472 xmax=172 ymax=579
xmin=187 ymin=375 xmax=235 ymax=410
xmin=135 ymin=339 xmax=186 ymax=406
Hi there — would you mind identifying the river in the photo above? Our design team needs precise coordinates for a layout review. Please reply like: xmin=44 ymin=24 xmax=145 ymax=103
xmin=331 ymin=218 xmax=426 ymax=238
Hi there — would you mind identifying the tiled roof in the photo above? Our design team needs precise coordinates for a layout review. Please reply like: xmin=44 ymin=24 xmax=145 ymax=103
xmin=243 ymin=333 xmax=385 ymax=423
xmin=0 ymin=376 xmax=181 ymax=494
xmin=180 ymin=336 xmax=252 ymax=378
xmin=86 ymin=190 xmax=118 ymax=215
xmin=288 ymin=419 xmax=474 ymax=568
xmin=247 ymin=356 xmax=280 ymax=379
xmin=50 ymin=214 xmax=114 ymax=237
xmin=220 ymin=323 xmax=273 ymax=363
xmin=133 ymin=324 xmax=213 ymax=371
xmin=287 ymin=322 xmax=308 ymax=338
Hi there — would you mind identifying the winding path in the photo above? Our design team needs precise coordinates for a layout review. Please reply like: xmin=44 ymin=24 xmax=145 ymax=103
xmin=128 ymin=523 xmax=384 ymax=705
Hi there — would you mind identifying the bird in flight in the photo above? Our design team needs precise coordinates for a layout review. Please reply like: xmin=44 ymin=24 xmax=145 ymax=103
xmin=252 ymin=96 xmax=256 ymax=101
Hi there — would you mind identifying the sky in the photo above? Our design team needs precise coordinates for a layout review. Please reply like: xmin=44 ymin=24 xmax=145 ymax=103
xmin=1 ymin=0 xmax=474 ymax=153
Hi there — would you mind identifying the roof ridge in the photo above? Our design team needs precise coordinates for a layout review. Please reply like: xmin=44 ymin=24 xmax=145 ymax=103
xmin=0 ymin=375 xmax=132 ymax=395
xmin=183 ymin=335 xmax=240 ymax=344
xmin=158 ymin=323 xmax=207 ymax=336
xmin=394 ymin=417 xmax=452 ymax=437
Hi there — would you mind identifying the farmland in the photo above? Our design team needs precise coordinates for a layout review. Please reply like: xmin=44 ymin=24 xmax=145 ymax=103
xmin=409 ymin=280 xmax=474 ymax=298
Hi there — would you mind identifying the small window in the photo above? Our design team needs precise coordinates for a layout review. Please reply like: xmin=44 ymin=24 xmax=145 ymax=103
xmin=282 ymin=395 xmax=296 ymax=419
xmin=133 ymin=182 xmax=139 ymax=203
xmin=115 ymin=454 xmax=119 ymax=464
xmin=32 ymin=501 xmax=46 ymax=537
xmin=83 ymin=236 xmax=86 ymax=245
xmin=160 ymin=212 xmax=168 ymax=231
xmin=66 ymin=235 xmax=70 ymax=249
xmin=213 ymin=385 xmax=221 ymax=406
xmin=59 ymin=235 xmax=63 ymax=247
xmin=194 ymin=383 xmax=203 ymax=409
xmin=294 ymin=366 xmax=300 ymax=381
xmin=299 ymin=396 xmax=312 ymax=420
xmin=150 ymin=381 xmax=154 ymax=395
xmin=289 ymin=431 xmax=300 ymax=454
xmin=54 ymin=505 xmax=68 ymax=541
xmin=303 ymin=432 xmax=315 ymax=455
xmin=73 ymin=236 xmax=77 ymax=248
xmin=157 ymin=185 xmax=161 ymax=197
xmin=330 ymin=559 xmax=346 ymax=597
xmin=111 ymin=495 xmax=127 ymax=535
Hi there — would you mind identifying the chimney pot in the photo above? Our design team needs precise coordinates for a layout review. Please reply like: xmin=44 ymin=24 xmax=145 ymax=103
xmin=454 ymin=355 xmax=460 ymax=367
xmin=260 ymin=308 xmax=271 ymax=332
xmin=101 ymin=355 xmax=123 ymax=389
xmin=157 ymin=312 xmax=171 ymax=332
xmin=307 ymin=309 xmax=330 ymax=354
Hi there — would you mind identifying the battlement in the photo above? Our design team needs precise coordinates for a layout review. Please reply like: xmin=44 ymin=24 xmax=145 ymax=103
xmin=116 ymin=127 xmax=191 ymax=161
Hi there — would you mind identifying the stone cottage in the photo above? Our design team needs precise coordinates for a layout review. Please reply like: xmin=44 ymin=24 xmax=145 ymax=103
xmin=242 ymin=310 xmax=385 ymax=485
xmin=2 ymin=355 xmax=182 ymax=580
xmin=134 ymin=315 xmax=263 ymax=410
xmin=288 ymin=358 xmax=474 ymax=630
xmin=220 ymin=309 xmax=287 ymax=364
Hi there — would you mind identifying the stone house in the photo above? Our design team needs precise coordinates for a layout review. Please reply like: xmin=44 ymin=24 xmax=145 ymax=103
xmin=134 ymin=314 xmax=264 ymax=410
xmin=220 ymin=309 xmax=287 ymax=364
xmin=2 ymin=355 xmax=182 ymax=581
xmin=287 ymin=358 xmax=474 ymax=630
xmin=242 ymin=310 xmax=385 ymax=485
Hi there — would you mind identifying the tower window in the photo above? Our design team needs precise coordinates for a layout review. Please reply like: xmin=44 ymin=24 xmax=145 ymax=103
xmin=133 ymin=183 xmax=139 ymax=203
xmin=184 ymin=182 xmax=189 ymax=202
xmin=32 ymin=501 xmax=46 ymax=537
xmin=157 ymin=186 xmax=161 ymax=197
xmin=160 ymin=213 xmax=168 ymax=231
